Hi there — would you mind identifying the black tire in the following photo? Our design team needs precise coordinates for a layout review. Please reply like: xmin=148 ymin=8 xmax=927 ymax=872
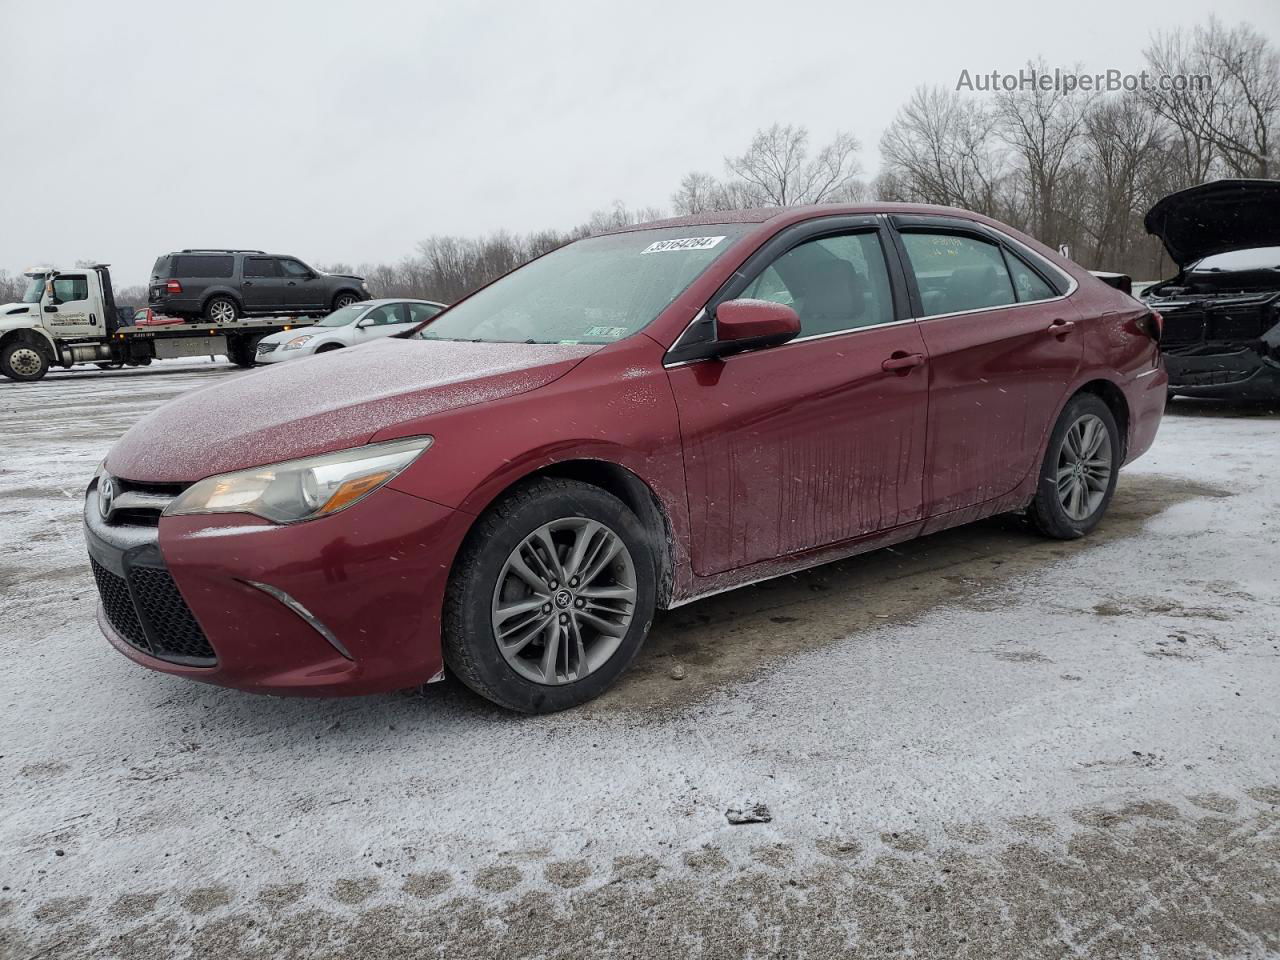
xmin=1027 ymin=393 xmax=1121 ymax=539
xmin=227 ymin=334 xmax=263 ymax=368
xmin=443 ymin=478 xmax=658 ymax=713
xmin=95 ymin=361 xmax=124 ymax=370
xmin=332 ymin=291 xmax=360 ymax=311
xmin=1 ymin=339 xmax=51 ymax=382
xmin=314 ymin=343 xmax=344 ymax=353
xmin=204 ymin=296 xmax=239 ymax=324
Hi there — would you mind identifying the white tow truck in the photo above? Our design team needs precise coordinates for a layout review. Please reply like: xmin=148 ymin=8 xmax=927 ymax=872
xmin=0 ymin=264 xmax=318 ymax=382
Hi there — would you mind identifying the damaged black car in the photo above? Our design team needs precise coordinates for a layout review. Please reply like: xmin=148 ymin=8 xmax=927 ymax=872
xmin=1142 ymin=179 xmax=1280 ymax=400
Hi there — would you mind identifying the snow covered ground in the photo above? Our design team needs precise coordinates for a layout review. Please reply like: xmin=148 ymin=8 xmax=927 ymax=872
xmin=1 ymin=362 xmax=1278 ymax=959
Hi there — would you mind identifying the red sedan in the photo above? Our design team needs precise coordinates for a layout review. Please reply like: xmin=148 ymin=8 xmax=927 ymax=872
xmin=86 ymin=205 xmax=1166 ymax=712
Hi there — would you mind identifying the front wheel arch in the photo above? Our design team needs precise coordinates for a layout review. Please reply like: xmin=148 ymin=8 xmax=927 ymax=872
xmin=453 ymin=458 xmax=676 ymax=610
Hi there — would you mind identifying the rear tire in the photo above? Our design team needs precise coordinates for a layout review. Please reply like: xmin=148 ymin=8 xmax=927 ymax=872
xmin=1027 ymin=393 xmax=1120 ymax=539
xmin=443 ymin=478 xmax=657 ymax=713
xmin=204 ymin=296 xmax=239 ymax=324
xmin=1 ymin=340 xmax=51 ymax=382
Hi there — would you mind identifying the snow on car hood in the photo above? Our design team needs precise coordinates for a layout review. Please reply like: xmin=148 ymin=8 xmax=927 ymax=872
xmin=1144 ymin=179 xmax=1280 ymax=266
xmin=106 ymin=338 xmax=599 ymax=483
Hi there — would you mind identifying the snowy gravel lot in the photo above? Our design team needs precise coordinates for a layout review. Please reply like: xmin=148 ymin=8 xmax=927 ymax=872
xmin=2 ymin=361 xmax=1279 ymax=959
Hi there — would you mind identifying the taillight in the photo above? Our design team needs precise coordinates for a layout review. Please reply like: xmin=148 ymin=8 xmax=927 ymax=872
xmin=165 ymin=279 xmax=183 ymax=294
xmin=1137 ymin=310 xmax=1162 ymax=341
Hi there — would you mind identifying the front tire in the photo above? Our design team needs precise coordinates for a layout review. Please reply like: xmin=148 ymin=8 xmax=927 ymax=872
xmin=1 ymin=340 xmax=51 ymax=382
xmin=332 ymin=292 xmax=359 ymax=311
xmin=1028 ymin=393 xmax=1120 ymax=539
xmin=443 ymin=478 xmax=657 ymax=713
xmin=204 ymin=296 xmax=239 ymax=324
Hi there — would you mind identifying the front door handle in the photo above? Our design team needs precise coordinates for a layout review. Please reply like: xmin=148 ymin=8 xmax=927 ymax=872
xmin=1047 ymin=319 xmax=1076 ymax=336
xmin=882 ymin=352 xmax=926 ymax=373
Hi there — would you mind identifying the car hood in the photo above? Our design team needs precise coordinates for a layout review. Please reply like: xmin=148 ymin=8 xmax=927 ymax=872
xmin=1 ymin=302 xmax=34 ymax=317
xmin=106 ymin=338 xmax=599 ymax=483
xmin=1144 ymin=179 xmax=1280 ymax=266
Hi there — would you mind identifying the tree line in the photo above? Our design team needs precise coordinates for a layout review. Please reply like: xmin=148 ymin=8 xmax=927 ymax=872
xmin=3 ymin=16 xmax=1274 ymax=309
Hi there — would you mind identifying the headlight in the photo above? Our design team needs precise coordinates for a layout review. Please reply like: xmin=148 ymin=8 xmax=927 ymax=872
xmin=164 ymin=437 xmax=432 ymax=524
xmin=283 ymin=335 xmax=315 ymax=350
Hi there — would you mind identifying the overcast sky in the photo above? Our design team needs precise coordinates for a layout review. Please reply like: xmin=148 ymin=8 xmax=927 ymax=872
xmin=2 ymin=0 xmax=1276 ymax=286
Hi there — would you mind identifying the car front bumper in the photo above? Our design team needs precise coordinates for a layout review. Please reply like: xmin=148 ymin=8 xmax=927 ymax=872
xmin=1164 ymin=344 xmax=1280 ymax=399
xmin=84 ymin=482 xmax=471 ymax=696
xmin=253 ymin=342 xmax=303 ymax=364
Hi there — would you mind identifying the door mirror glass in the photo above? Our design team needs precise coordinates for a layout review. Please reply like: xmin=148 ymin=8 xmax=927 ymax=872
xmin=714 ymin=299 xmax=801 ymax=354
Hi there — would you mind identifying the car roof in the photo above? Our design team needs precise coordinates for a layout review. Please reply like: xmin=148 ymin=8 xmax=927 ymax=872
xmin=360 ymin=298 xmax=447 ymax=307
xmin=596 ymin=202 xmax=1000 ymax=235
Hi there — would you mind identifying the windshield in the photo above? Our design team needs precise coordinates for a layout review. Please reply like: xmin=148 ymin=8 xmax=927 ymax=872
xmin=22 ymin=276 xmax=46 ymax=303
xmin=316 ymin=304 xmax=368 ymax=327
xmin=1188 ymin=247 xmax=1280 ymax=273
xmin=414 ymin=225 xmax=751 ymax=344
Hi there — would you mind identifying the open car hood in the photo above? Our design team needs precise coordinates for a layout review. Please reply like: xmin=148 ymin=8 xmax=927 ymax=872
xmin=106 ymin=338 xmax=598 ymax=483
xmin=1144 ymin=179 xmax=1280 ymax=266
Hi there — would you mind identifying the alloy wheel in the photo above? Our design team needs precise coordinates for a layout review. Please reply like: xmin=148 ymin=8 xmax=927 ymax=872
xmin=1056 ymin=413 xmax=1112 ymax=521
xmin=335 ymin=295 xmax=357 ymax=309
xmin=491 ymin=518 xmax=637 ymax=685
xmin=210 ymin=301 xmax=235 ymax=323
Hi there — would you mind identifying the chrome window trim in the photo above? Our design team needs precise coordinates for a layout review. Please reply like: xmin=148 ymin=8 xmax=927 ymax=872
xmin=661 ymin=215 xmax=1080 ymax=367
xmin=663 ymin=315 xmax=918 ymax=369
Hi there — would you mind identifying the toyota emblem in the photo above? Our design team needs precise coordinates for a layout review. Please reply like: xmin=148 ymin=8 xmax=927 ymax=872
xmin=98 ymin=475 xmax=114 ymax=519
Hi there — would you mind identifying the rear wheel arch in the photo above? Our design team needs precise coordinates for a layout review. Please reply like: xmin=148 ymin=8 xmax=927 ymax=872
xmin=202 ymin=290 xmax=242 ymax=313
xmin=1074 ymin=378 xmax=1130 ymax=462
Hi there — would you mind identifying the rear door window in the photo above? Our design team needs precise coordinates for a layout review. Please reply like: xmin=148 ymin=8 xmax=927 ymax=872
xmin=171 ymin=255 xmax=234 ymax=278
xmin=1006 ymin=253 xmax=1058 ymax=302
xmin=243 ymin=257 xmax=282 ymax=278
xmin=900 ymin=233 xmax=1017 ymax=316
xmin=407 ymin=302 xmax=442 ymax=324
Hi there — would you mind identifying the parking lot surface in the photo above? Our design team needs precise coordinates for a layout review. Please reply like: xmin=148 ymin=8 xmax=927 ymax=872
xmin=2 ymin=362 xmax=1278 ymax=959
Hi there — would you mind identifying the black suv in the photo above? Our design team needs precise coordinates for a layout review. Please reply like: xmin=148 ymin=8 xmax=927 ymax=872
xmin=149 ymin=249 xmax=369 ymax=322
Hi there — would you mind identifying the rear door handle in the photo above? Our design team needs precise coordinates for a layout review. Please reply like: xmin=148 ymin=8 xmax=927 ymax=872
xmin=882 ymin=352 xmax=926 ymax=372
xmin=1047 ymin=319 xmax=1076 ymax=335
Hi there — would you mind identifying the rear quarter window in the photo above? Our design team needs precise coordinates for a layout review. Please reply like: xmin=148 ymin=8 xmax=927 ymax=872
xmin=171 ymin=255 xmax=234 ymax=278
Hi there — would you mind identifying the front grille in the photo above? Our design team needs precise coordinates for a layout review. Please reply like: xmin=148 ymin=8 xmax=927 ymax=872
xmin=90 ymin=558 xmax=216 ymax=665
xmin=257 ymin=342 xmax=278 ymax=354
xmin=102 ymin=477 xmax=186 ymax=527
xmin=91 ymin=558 xmax=148 ymax=650
xmin=1161 ymin=309 xmax=1206 ymax=346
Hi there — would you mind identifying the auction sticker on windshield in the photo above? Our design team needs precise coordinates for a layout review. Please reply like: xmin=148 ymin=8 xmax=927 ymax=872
xmin=641 ymin=236 xmax=726 ymax=254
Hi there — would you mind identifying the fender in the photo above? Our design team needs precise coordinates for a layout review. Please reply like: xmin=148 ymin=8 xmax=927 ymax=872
xmin=0 ymin=320 xmax=58 ymax=357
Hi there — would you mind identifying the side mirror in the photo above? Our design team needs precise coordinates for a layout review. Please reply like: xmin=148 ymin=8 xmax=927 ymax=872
xmin=714 ymin=299 xmax=801 ymax=355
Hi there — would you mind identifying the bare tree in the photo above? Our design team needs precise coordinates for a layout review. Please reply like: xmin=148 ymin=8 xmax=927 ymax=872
xmin=1076 ymin=94 xmax=1169 ymax=269
xmin=1144 ymin=18 xmax=1280 ymax=178
xmin=725 ymin=124 xmax=864 ymax=206
xmin=878 ymin=86 xmax=1007 ymax=215
xmin=995 ymin=58 xmax=1099 ymax=247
